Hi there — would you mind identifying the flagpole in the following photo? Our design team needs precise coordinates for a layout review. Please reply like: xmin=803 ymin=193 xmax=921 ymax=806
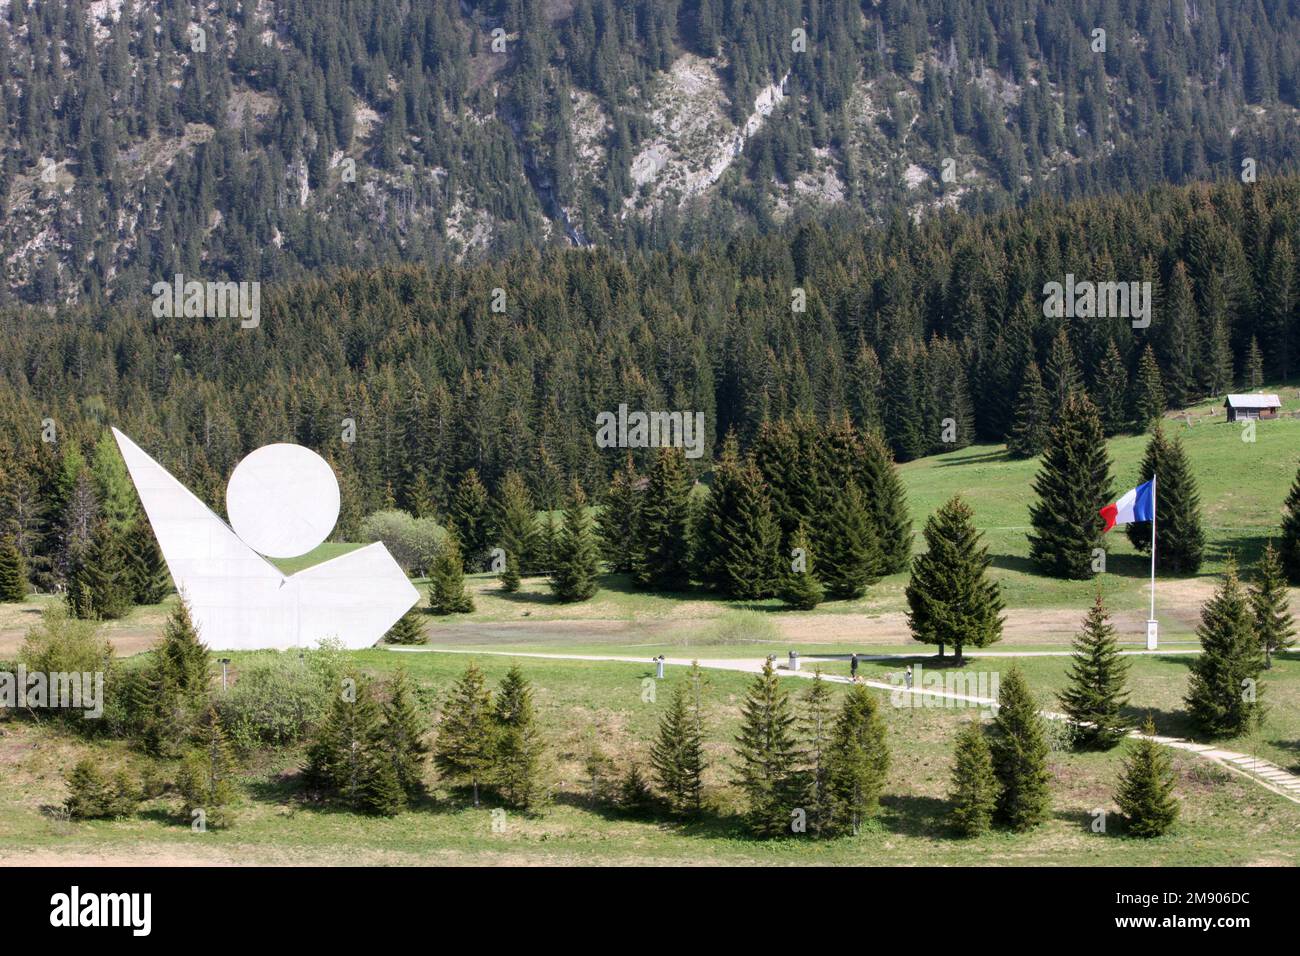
xmin=1149 ymin=472 xmax=1157 ymax=632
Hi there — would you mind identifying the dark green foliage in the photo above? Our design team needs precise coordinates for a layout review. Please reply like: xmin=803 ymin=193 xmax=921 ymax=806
xmin=1280 ymin=468 xmax=1300 ymax=585
xmin=1124 ymin=427 xmax=1205 ymax=574
xmin=617 ymin=762 xmax=655 ymax=817
xmin=1114 ymin=717 xmax=1180 ymax=838
xmin=777 ymin=524 xmax=825 ymax=610
xmin=1095 ymin=342 xmax=1130 ymax=436
xmin=798 ymin=670 xmax=835 ymax=837
xmin=1007 ymin=360 xmax=1050 ymax=458
xmin=733 ymin=660 xmax=801 ymax=837
xmin=818 ymin=482 xmax=882 ymax=601
xmin=64 ymin=759 xmax=141 ymax=820
xmin=490 ymin=665 xmax=546 ymax=810
xmin=383 ymin=606 xmax=427 ymax=645
xmin=1028 ymin=392 xmax=1113 ymax=579
xmin=303 ymin=673 xmax=402 ymax=815
xmin=989 ymin=666 xmax=1051 ymax=831
xmin=1250 ymin=542 xmax=1296 ymax=668
xmin=177 ymin=706 xmax=238 ymax=829
xmin=1058 ymin=595 xmax=1131 ymax=748
xmin=132 ymin=599 xmax=211 ymax=757
xmin=66 ymin=521 xmax=132 ymax=620
xmin=1245 ymin=337 xmax=1265 ymax=390
xmin=650 ymin=664 xmax=706 ymax=815
xmin=549 ymin=484 xmax=601 ymax=603
xmin=123 ymin=518 xmax=169 ymax=605
xmin=1185 ymin=563 xmax=1266 ymax=737
xmin=450 ymin=469 xmax=493 ymax=573
xmin=428 ymin=531 xmax=474 ymax=615
xmin=433 ymin=662 xmax=494 ymax=806
xmin=632 ymin=448 xmax=693 ymax=591
xmin=598 ymin=455 xmax=640 ymax=575
xmin=698 ymin=435 xmax=780 ymax=599
xmin=823 ymin=683 xmax=890 ymax=836
xmin=948 ymin=718 xmax=997 ymax=837
xmin=0 ymin=535 xmax=26 ymax=602
xmin=855 ymin=431 xmax=912 ymax=574
xmin=1133 ymin=345 xmax=1167 ymax=427
xmin=495 ymin=471 xmax=537 ymax=591
xmin=906 ymin=496 xmax=1003 ymax=662
xmin=380 ymin=667 xmax=429 ymax=798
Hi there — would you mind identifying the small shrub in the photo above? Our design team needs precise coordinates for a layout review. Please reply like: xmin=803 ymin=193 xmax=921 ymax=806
xmin=359 ymin=510 xmax=446 ymax=576
xmin=64 ymin=758 xmax=141 ymax=820
xmin=213 ymin=646 xmax=344 ymax=752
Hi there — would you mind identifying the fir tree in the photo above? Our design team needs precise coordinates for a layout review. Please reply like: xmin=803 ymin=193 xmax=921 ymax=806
xmin=989 ymin=665 xmax=1051 ymax=831
xmin=1114 ymin=716 xmax=1180 ymax=837
xmin=381 ymin=667 xmax=428 ymax=797
xmin=799 ymin=670 xmax=835 ymax=837
xmin=598 ymin=454 xmax=640 ymax=574
xmin=0 ymin=535 xmax=27 ymax=602
xmin=948 ymin=717 xmax=997 ymax=836
xmin=428 ymin=530 xmax=474 ymax=614
xmin=650 ymin=663 xmax=706 ymax=815
xmin=823 ymin=683 xmax=890 ymax=836
xmin=1133 ymin=345 xmax=1167 ymax=428
xmin=906 ymin=496 xmax=1003 ymax=662
xmin=177 ymin=705 xmax=238 ymax=829
xmin=1095 ymin=341 xmax=1130 ymax=435
xmin=1185 ymin=562 xmax=1266 ymax=737
xmin=855 ymin=430 xmax=912 ymax=573
xmin=733 ymin=660 xmax=802 ymax=837
xmin=123 ymin=517 xmax=168 ymax=604
xmin=632 ymin=447 xmax=693 ymax=591
xmin=433 ymin=661 xmax=494 ymax=806
xmin=450 ymin=469 xmax=493 ymax=572
xmin=1279 ymin=467 xmax=1300 ymax=585
xmin=817 ymin=482 xmax=883 ymax=601
xmin=549 ymin=483 xmax=601 ymax=602
xmin=1250 ymin=542 xmax=1295 ymax=668
xmin=1007 ymin=360 xmax=1050 ymax=457
xmin=698 ymin=435 xmax=780 ymax=598
xmin=618 ymin=762 xmax=655 ymax=817
xmin=491 ymin=665 xmax=546 ymax=809
xmin=1058 ymin=595 xmax=1131 ymax=748
xmin=383 ymin=606 xmax=426 ymax=645
xmin=1124 ymin=427 xmax=1205 ymax=573
xmin=303 ymin=674 xmax=398 ymax=813
xmin=495 ymin=470 xmax=537 ymax=591
xmin=64 ymin=759 xmax=140 ymax=820
xmin=1245 ymin=336 xmax=1265 ymax=390
xmin=534 ymin=510 xmax=560 ymax=573
xmin=1043 ymin=327 xmax=1082 ymax=416
xmin=778 ymin=523 xmax=825 ymax=610
xmin=134 ymin=598 xmax=211 ymax=756
xmin=1028 ymin=391 xmax=1113 ymax=579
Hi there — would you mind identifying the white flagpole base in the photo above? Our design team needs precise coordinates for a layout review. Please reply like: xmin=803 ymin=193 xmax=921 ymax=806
xmin=1145 ymin=620 xmax=1158 ymax=651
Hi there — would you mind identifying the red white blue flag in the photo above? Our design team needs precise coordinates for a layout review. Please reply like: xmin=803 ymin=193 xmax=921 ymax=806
xmin=1100 ymin=479 xmax=1154 ymax=533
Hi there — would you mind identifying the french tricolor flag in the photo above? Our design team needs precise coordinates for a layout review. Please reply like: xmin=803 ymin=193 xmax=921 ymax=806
xmin=1100 ymin=479 xmax=1154 ymax=533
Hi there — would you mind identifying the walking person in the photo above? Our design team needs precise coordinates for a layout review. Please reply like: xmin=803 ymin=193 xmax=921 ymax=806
xmin=850 ymin=652 xmax=859 ymax=683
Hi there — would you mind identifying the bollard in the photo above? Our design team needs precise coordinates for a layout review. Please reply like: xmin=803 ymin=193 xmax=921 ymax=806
xmin=788 ymin=650 xmax=799 ymax=672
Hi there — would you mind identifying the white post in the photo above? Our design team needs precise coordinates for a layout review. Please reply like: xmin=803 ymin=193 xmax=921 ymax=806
xmin=1146 ymin=473 xmax=1158 ymax=650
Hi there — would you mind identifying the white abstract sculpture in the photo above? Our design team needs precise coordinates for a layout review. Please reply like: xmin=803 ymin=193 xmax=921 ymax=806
xmin=112 ymin=428 xmax=419 ymax=651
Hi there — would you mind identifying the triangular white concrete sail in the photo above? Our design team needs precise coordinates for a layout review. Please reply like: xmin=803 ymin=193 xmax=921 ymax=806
xmin=112 ymin=428 xmax=418 ymax=650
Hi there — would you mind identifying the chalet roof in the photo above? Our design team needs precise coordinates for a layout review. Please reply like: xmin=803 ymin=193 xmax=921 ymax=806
xmin=1225 ymin=393 xmax=1281 ymax=408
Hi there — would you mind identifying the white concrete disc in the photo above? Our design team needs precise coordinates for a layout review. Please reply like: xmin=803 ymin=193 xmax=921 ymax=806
xmin=226 ymin=444 xmax=340 ymax=558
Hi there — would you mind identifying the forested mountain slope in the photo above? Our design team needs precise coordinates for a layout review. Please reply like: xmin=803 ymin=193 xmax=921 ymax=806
xmin=4 ymin=0 xmax=1299 ymax=305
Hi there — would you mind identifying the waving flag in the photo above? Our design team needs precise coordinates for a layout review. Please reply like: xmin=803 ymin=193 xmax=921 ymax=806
xmin=1100 ymin=479 xmax=1154 ymax=533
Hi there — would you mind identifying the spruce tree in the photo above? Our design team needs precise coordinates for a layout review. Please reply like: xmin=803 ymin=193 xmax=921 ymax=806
xmin=906 ymin=496 xmax=1003 ymax=662
xmin=381 ymin=667 xmax=428 ymax=797
xmin=495 ymin=470 xmax=537 ymax=591
xmin=618 ymin=762 xmax=655 ymax=816
xmin=0 ymin=535 xmax=26 ymax=601
xmin=823 ymin=683 xmax=890 ymax=836
xmin=134 ymin=598 xmax=211 ymax=756
xmin=491 ymin=665 xmax=546 ymax=809
xmin=535 ymin=510 xmax=560 ymax=572
xmin=64 ymin=759 xmax=141 ymax=820
xmin=1044 ymin=327 xmax=1083 ymax=416
xmin=698 ymin=436 xmax=780 ymax=599
xmin=854 ymin=430 xmax=912 ymax=573
xmin=1058 ymin=595 xmax=1131 ymax=748
xmin=1250 ymin=542 xmax=1295 ymax=668
xmin=549 ymin=483 xmax=600 ymax=602
xmin=948 ymin=717 xmax=997 ymax=837
xmin=632 ymin=447 xmax=693 ymax=591
xmin=650 ymin=663 xmax=705 ymax=815
xmin=1185 ymin=562 xmax=1266 ymax=737
xmin=598 ymin=454 xmax=640 ymax=575
xmin=1245 ymin=336 xmax=1265 ymax=390
xmin=778 ymin=523 xmax=825 ymax=610
xmin=177 ymin=705 xmax=238 ymax=829
xmin=989 ymin=665 xmax=1051 ymax=831
xmin=817 ymin=482 xmax=882 ymax=601
xmin=1133 ymin=345 xmax=1167 ymax=428
xmin=383 ymin=606 xmax=426 ymax=645
xmin=1280 ymin=467 xmax=1300 ymax=585
xmin=433 ymin=661 xmax=494 ymax=806
xmin=1007 ymin=360 xmax=1050 ymax=457
xmin=1028 ymin=391 xmax=1113 ymax=579
xmin=799 ymin=670 xmax=835 ymax=837
xmin=450 ymin=469 xmax=493 ymax=571
xmin=428 ymin=530 xmax=474 ymax=614
xmin=733 ymin=660 xmax=802 ymax=837
xmin=123 ymin=517 xmax=168 ymax=604
xmin=1114 ymin=716 xmax=1180 ymax=837
xmin=303 ymin=674 xmax=393 ymax=812
xmin=1124 ymin=427 xmax=1205 ymax=573
xmin=1096 ymin=340 xmax=1130 ymax=435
